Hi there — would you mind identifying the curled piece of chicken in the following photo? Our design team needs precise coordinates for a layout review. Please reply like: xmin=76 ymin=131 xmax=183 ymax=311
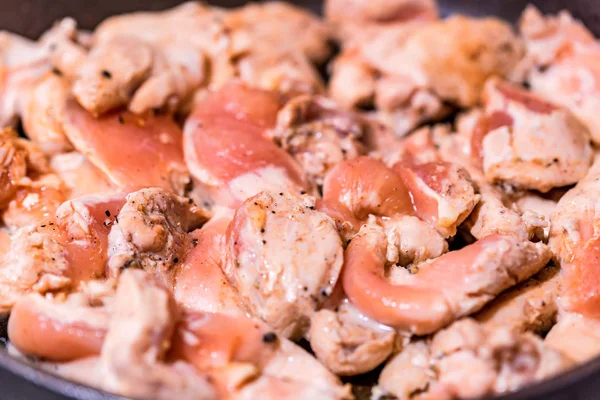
xmin=320 ymin=155 xmax=479 ymax=241
xmin=318 ymin=155 xmax=414 ymax=240
xmin=472 ymin=77 xmax=592 ymax=192
xmin=343 ymin=225 xmax=550 ymax=334
xmin=377 ymin=318 xmax=572 ymax=400
xmin=518 ymin=6 xmax=600 ymax=144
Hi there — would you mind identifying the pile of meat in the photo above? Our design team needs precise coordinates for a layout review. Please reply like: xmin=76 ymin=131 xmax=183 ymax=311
xmin=1 ymin=1 xmax=599 ymax=399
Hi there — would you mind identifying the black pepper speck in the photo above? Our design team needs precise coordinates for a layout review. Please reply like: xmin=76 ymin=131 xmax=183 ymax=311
xmin=262 ymin=332 xmax=277 ymax=343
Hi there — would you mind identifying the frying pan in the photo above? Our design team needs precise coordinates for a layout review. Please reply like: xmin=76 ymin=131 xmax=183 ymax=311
xmin=1 ymin=0 xmax=599 ymax=399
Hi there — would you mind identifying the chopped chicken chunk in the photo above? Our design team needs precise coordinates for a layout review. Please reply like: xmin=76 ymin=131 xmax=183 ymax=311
xmin=325 ymin=0 xmax=439 ymax=41
xmin=184 ymin=82 xmax=307 ymax=206
xmin=173 ymin=213 xmax=248 ymax=316
xmin=2 ymin=173 xmax=66 ymax=229
xmin=0 ymin=225 xmax=71 ymax=313
xmin=107 ymin=188 xmax=210 ymax=285
xmin=309 ymin=299 xmax=395 ymax=376
xmin=74 ymin=3 xmax=217 ymax=115
xmin=327 ymin=49 xmax=376 ymax=109
xmin=225 ymin=191 xmax=343 ymax=339
xmin=550 ymin=156 xmax=600 ymax=317
xmin=382 ymin=16 xmax=523 ymax=107
xmin=21 ymin=73 xmax=73 ymax=155
xmin=8 ymin=291 xmax=110 ymax=361
xmin=100 ymin=269 xmax=217 ymax=399
xmin=545 ymin=313 xmax=600 ymax=363
xmin=476 ymin=264 xmax=560 ymax=334
xmin=376 ymin=341 xmax=433 ymax=399
xmin=378 ymin=319 xmax=572 ymax=399
xmin=72 ymin=37 xmax=153 ymax=116
xmin=269 ymin=95 xmax=367 ymax=186
xmin=394 ymin=161 xmax=480 ymax=237
xmin=518 ymin=6 xmax=600 ymax=144
xmin=399 ymin=126 xmax=546 ymax=240
xmin=473 ymin=78 xmax=592 ymax=192
xmin=226 ymin=2 xmax=331 ymax=64
xmin=0 ymin=34 xmax=49 ymax=126
xmin=328 ymin=12 xmax=523 ymax=136
xmin=381 ymin=214 xmax=447 ymax=268
xmin=0 ymin=128 xmax=49 ymax=208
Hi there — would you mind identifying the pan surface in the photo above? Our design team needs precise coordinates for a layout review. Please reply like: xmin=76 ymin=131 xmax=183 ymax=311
xmin=1 ymin=0 xmax=599 ymax=399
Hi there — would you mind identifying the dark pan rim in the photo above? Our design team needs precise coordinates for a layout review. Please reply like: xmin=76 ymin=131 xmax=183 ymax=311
xmin=494 ymin=352 xmax=600 ymax=399
xmin=0 ymin=350 xmax=125 ymax=400
xmin=2 ymin=343 xmax=600 ymax=400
